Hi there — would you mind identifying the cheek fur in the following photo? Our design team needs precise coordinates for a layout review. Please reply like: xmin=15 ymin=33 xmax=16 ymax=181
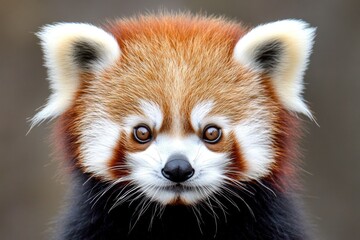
xmin=227 ymin=132 xmax=248 ymax=180
xmin=201 ymin=130 xmax=248 ymax=181
xmin=108 ymin=132 xmax=129 ymax=179
xmin=108 ymin=130 xmax=155 ymax=179
xmin=234 ymin=118 xmax=275 ymax=180
xmin=79 ymin=117 xmax=121 ymax=180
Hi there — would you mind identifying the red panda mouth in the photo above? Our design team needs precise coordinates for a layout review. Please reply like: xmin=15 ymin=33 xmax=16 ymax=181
xmin=162 ymin=184 xmax=200 ymax=205
xmin=164 ymin=184 xmax=191 ymax=193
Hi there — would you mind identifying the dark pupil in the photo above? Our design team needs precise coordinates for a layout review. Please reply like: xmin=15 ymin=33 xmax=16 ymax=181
xmin=205 ymin=127 xmax=218 ymax=140
xmin=137 ymin=127 xmax=149 ymax=140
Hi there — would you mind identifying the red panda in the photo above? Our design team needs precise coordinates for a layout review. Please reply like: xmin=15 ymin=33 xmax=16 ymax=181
xmin=33 ymin=13 xmax=315 ymax=240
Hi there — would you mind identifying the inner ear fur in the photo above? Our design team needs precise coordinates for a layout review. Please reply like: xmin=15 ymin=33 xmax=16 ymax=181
xmin=31 ymin=23 xmax=120 ymax=126
xmin=253 ymin=40 xmax=284 ymax=73
xmin=233 ymin=19 xmax=316 ymax=118
xmin=73 ymin=40 xmax=101 ymax=70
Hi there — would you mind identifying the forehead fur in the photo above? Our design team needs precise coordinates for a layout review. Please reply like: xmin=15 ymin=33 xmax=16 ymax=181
xmin=76 ymin=14 xmax=279 ymax=134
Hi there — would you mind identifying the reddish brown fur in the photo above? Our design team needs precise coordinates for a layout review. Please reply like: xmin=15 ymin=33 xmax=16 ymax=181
xmin=266 ymin=110 xmax=301 ymax=192
xmin=260 ymin=76 xmax=301 ymax=191
xmin=228 ymin=132 xmax=248 ymax=179
xmin=108 ymin=132 xmax=128 ymax=179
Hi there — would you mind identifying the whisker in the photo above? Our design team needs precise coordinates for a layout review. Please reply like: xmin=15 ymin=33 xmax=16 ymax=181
xmin=254 ymin=179 xmax=277 ymax=197
xmin=129 ymin=185 xmax=159 ymax=233
xmin=219 ymin=185 xmax=255 ymax=220
xmin=89 ymin=177 xmax=129 ymax=209
xmin=191 ymin=205 xmax=204 ymax=234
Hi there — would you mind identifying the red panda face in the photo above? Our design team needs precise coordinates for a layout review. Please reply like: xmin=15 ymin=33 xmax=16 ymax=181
xmin=33 ymin=15 xmax=315 ymax=205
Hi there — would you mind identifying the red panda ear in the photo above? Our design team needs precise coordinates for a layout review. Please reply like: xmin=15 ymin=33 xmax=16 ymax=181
xmin=31 ymin=23 xmax=120 ymax=126
xmin=233 ymin=20 xmax=315 ymax=118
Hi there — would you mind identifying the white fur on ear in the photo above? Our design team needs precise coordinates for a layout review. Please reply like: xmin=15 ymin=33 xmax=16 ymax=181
xmin=31 ymin=23 xmax=120 ymax=126
xmin=234 ymin=20 xmax=315 ymax=118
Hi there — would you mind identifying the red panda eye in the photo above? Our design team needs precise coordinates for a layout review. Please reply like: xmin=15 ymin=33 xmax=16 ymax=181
xmin=202 ymin=125 xmax=222 ymax=144
xmin=133 ymin=125 xmax=152 ymax=144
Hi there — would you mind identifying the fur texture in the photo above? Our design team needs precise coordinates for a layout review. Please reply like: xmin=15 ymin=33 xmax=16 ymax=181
xmin=34 ymin=13 xmax=315 ymax=239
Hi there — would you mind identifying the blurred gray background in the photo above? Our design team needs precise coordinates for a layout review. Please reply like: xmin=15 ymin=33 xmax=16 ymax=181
xmin=0 ymin=0 xmax=359 ymax=239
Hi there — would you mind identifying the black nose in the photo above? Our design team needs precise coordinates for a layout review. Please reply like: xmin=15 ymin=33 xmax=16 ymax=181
xmin=162 ymin=154 xmax=195 ymax=183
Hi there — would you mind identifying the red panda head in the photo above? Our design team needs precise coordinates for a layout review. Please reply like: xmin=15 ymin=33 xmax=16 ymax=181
xmin=33 ymin=14 xmax=315 ymax=205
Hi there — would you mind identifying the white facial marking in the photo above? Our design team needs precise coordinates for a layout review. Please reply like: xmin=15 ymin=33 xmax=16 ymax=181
xmin=127 ymin=134 xmax=229 ymax=205
xmin=191 ymin=101 xmax=214 ymax=132
xmin=123 ymin=100 xmax=163 ymax=132
xmin=80 ymin=118 xmax=121 ymax=180
xmin=139 ymin=100 xmax=163 ymax=130
xmin=234 ymin=118 xmax=274 ymax=179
